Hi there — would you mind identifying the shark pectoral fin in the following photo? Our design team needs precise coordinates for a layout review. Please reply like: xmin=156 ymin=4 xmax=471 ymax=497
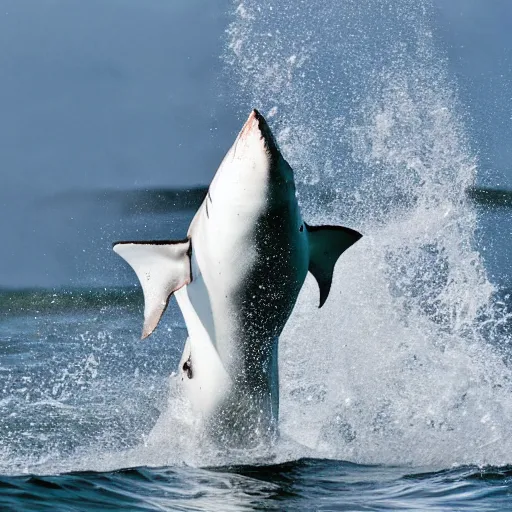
xmin=306 ymin=223 xmax=362 ymax=308
xmin=113 ymin=239 xmax=192 ymax=339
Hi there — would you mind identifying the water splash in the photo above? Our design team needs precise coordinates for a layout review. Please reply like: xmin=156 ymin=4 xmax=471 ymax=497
xmin=4 ymin=0 xmax=512 ymax=475
xmin=225 ymin=0 xmax=512 ymax=466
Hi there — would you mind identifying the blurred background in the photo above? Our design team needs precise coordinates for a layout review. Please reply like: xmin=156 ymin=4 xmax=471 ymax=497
xmin=0 ymin=0 xmax=511 ymax=289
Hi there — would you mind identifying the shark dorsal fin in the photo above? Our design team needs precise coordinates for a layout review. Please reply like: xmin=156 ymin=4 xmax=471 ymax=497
xmin=306 ymin=223 xmax=362 ymax=308
xmin=113 ymin=239 xmax=192 ymax=339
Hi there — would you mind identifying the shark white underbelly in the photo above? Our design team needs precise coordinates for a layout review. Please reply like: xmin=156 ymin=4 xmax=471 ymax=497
xmin=113 ymin=110 xmax=362 ymax=446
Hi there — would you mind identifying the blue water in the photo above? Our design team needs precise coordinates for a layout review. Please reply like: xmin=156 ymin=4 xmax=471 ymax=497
xmin=2 ymin=284 xmax=512 ymax=511
xmin=3 ymin=0 xmax=512 ymax=510
xmin=3 ymin=461 xmax=512 ymax=511
xmin=2 ymin=281 xmax=512 ymax=510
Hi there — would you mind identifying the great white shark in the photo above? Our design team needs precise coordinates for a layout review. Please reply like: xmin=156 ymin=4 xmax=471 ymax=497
xmin=113 ymin=110 xmax=362 ymax=446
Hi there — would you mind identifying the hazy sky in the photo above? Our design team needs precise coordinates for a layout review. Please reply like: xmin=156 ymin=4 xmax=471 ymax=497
xmin=0 ymin=0 xmax=511 ymax=288
xmin=435 ymin=0 xmax=512 ymax=188
xmin=1 ymin=0 xmax=511 ymax=194
xmin=0 ymin=0 xmax=236 ymax=195
xmin=0 ymin=0 xmax=233 ymax=287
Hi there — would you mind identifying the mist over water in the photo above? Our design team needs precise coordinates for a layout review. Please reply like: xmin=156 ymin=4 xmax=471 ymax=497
xmin=225 ymin=0 xmax=512 ymax=467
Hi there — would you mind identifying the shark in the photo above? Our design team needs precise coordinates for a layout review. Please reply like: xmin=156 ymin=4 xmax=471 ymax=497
xmin=113 ymin=109 xmax=362 ymax=446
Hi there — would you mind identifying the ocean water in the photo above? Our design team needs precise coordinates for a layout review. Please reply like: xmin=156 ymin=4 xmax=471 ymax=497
xmin=3 ymin=0 xmax=512 ymax=510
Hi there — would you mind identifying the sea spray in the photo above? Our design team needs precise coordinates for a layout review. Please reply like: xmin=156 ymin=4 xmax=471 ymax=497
xmin=226 ymin=0 xmax=512 ymax=466
xmin=3 ymin=0 xmax=512 ymax=475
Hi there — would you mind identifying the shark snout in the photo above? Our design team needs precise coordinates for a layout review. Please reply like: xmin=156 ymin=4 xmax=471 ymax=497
xmin=239 ymin=109 xmax=279 ymax=158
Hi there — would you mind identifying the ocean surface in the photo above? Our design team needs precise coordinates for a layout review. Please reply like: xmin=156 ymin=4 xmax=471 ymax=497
xmin=3 ymin=0 xmax=512 ymax=510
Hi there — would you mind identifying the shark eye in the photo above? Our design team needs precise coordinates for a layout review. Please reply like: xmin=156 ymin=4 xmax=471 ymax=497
xmin=182 ymin=358 xmax=193 ymax=379
xmin=299 ymin=224 xmax=304 ymax=232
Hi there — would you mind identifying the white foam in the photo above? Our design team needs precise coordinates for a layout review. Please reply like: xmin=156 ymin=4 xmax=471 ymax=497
xmin=70 ymin=0 xmax=512 ymax=471
xmin=5 ymin=0 xmax=512 ymax=475
xmin=221 ymin=0 xmax=512 ymax=467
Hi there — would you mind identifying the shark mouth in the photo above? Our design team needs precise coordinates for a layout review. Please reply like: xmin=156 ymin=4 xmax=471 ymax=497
xmin=238 ymin=109 xmax=281 ymax=160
